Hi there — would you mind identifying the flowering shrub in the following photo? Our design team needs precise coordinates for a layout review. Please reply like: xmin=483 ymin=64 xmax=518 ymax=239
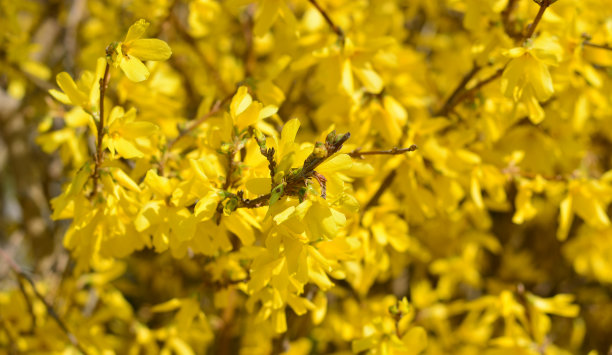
xmin=2 ymin=0 xmax=612 ymax=354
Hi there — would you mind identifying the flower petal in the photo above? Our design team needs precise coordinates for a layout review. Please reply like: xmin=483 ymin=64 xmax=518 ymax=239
xmin=128 ymin=39 xmax=172 ymax=61
xmin=125 ymin=19 xmax=149 ymax=42
xmin=119 ymin=57 xmax=150 ymax=82
xmin=56 ymin=72 xmax=87 ymax=106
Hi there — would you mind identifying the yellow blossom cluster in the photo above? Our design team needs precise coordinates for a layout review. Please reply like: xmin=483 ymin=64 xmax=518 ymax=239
xmin=2 ymin=0 xmax=612 ymax=354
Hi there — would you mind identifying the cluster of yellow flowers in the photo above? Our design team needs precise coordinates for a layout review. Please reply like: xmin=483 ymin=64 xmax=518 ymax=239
xmin=2 ymin=0 xmax=612 ymax=353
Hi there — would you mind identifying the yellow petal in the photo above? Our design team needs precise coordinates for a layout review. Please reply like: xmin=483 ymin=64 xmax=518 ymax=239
xmin=48 ymin=89 xmax=71 ymax=105
xmin=194 ymin=191 xmax=219 ymax=220
xmin=557 ymin=195 xmax=573 ymax=241
xmin=279 ymin=118 xmax=300 ymax=155
xmin=128 ymin=39 xmax=172 ymax=61
xmin=528 ymin=61 xmax=554 ymax=102
xmin=151 ymin=298 xmax=182 ymax=312
xmin=246 ymin=177 xmax=272 ymax=195
xmin=353 ymin=64 xmax=384 ymax=94
xmin=230 ymin=86 xmax=252 ymax=117
xmin=122 ymin=121 xmax=159 ymax=139
xmin=259 ymin=105 xmax=277 ymax=119
xmin=254 ymin=0 xmax=280 ymax=37
xmin=317 ymin=154 xmax=352 ymax=173
xmin=235 ymin=101 xmax=261 ymax=130
xmin=56 ymin=72 xmax=87 ymax=106
xmin=119 ymin=57 xmax=150 ymax=82
xmin=401 ymin=327 xmax=428 ymax=353
xmin=111 ymin=168 xmax=141 ymax=192
xmin=125 ymin=19 xmax=149 ymax=42
xmin=114 ymin=138 xmax=144 ymax=158
xmin=341 ymin=58 xmax=353 ymax=94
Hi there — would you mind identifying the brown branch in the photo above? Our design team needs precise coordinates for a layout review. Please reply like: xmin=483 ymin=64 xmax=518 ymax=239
xmin=242 ymin=5 xmax=256 ymax=77
xmin=0 ymin=249 xmax=88 ymax=354
xmin=227 ymin=131 xmax=351 ymax=210
xmin=362 ymin=170 xmax=397 ymax=212
xmin=522 ymin=0 xmax=552 ymax=41
xmin=90 ymin=62 xmax=110 ymax=198
xmin=583 ymin=41 xmax=612 ymax=51
xmin=308 ymin=0 xmax=344 ymax=41
xmin=435 ymin=64 xmax=480 ymax=116
xmin=501 ymin=0 xmax=521 ymax=39
xmin=449 ymin=67 xmax=505 ymax=109
xmin=349 ymin=145 xmax=418 ymax=158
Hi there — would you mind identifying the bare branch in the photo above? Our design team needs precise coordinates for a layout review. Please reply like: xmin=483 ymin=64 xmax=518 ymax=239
xmin=89 ymin=62 xmax=111 ymax=199
xmin=349 ymin=145 xmax=418 ymax=158
xmin=308 ymin=0 xmax=344 ymax=41
xmin=0 ymin=249 xmax=88 ymax=354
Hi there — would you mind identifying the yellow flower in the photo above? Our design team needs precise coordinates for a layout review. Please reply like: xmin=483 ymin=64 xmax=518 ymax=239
xmin=108 ymin=19 xmax=172 ymax=82
xmin=229 ymin=86 xmax=277 ymax=130
xmin=103 ymin=106 xmax=159 ymax=159
xmin=500 ymin=35 xmax=563 ymax=123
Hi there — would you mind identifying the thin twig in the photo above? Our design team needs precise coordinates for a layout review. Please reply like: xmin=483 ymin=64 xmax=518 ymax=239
xmin=349 ymin=145 xmax=418 ymax=158
xmin=308 ymin=0 xmax=344 ymax=40
xmin=222 ymin=131 xmax=351 ymax=211
xmin=501 ymin=0 xmax=521 ymax=39
xmin=363 ymin=170 xmax=397 ymax=212
xmin=522 ymin=0 xmax=551 ymax=41
xmin=90 ymin=62 xmax=110 ymax=198
xmin=242 ymin=5 xmax=256 ymax=77
xmin=448 ymin=67 xmax=505 ymax=109
xmin=583 ymin=41 xmax=612 ymax=51
xmin=0 ymin=249 xmax=88 ymax=354
xmin=435 ymin=64 xmax=480 ymax=116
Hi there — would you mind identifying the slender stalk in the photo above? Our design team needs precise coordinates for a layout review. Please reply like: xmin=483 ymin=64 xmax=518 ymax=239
xmin=363 ymin=170 xmax=397 ymax=212
xmin=583 ymin=41 xmax=612 ymax=51
xmin=0 ymin=249 xmax=88 ymax=354
xmin=522 ymin=0 xmax=551 ymax=41
xmin=242 ymin=5 xmax=255 ymax=77
xmin=90 ymin=63 xmax=110 ymax=198
xmin=501 ymin=0 xmax=521 ymax=39
xmin=435 ymin=64 xmax=480 ymax=116
xmin=349 ymin=145 xmax=418 ymax=158
xmin=308 ymin=0 xmax=344 ymax=40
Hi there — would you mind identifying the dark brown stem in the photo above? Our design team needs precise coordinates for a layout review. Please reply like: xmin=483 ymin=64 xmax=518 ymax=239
xmin=501 ymin=0 xmax=521 ymax=39
xmin=215 ymin=144 xmax=238 ymax=224
xmin=435 ymin=63 xmax=480 ymax=116
xmin=522 ymin=0 xmax=551 ymax=40
xmin=90 ymin=62 xmax=110 ymax=198
xmin=449 ymin=67 xmax=505 ymax=109
xmin=308 ymin=0 xmax=344 ymax=40
xmin=0 ymin=249 xmax=88 ymax=354
xmin=583 ymin=41 xmax=612 ymax=51
xmin=363 ymin=170 xmax=397 ymax=212
xmin=242 ymin=5 xmax=255 ymax=77
xmin=349 ymin=145 xmax=418 ymax=158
